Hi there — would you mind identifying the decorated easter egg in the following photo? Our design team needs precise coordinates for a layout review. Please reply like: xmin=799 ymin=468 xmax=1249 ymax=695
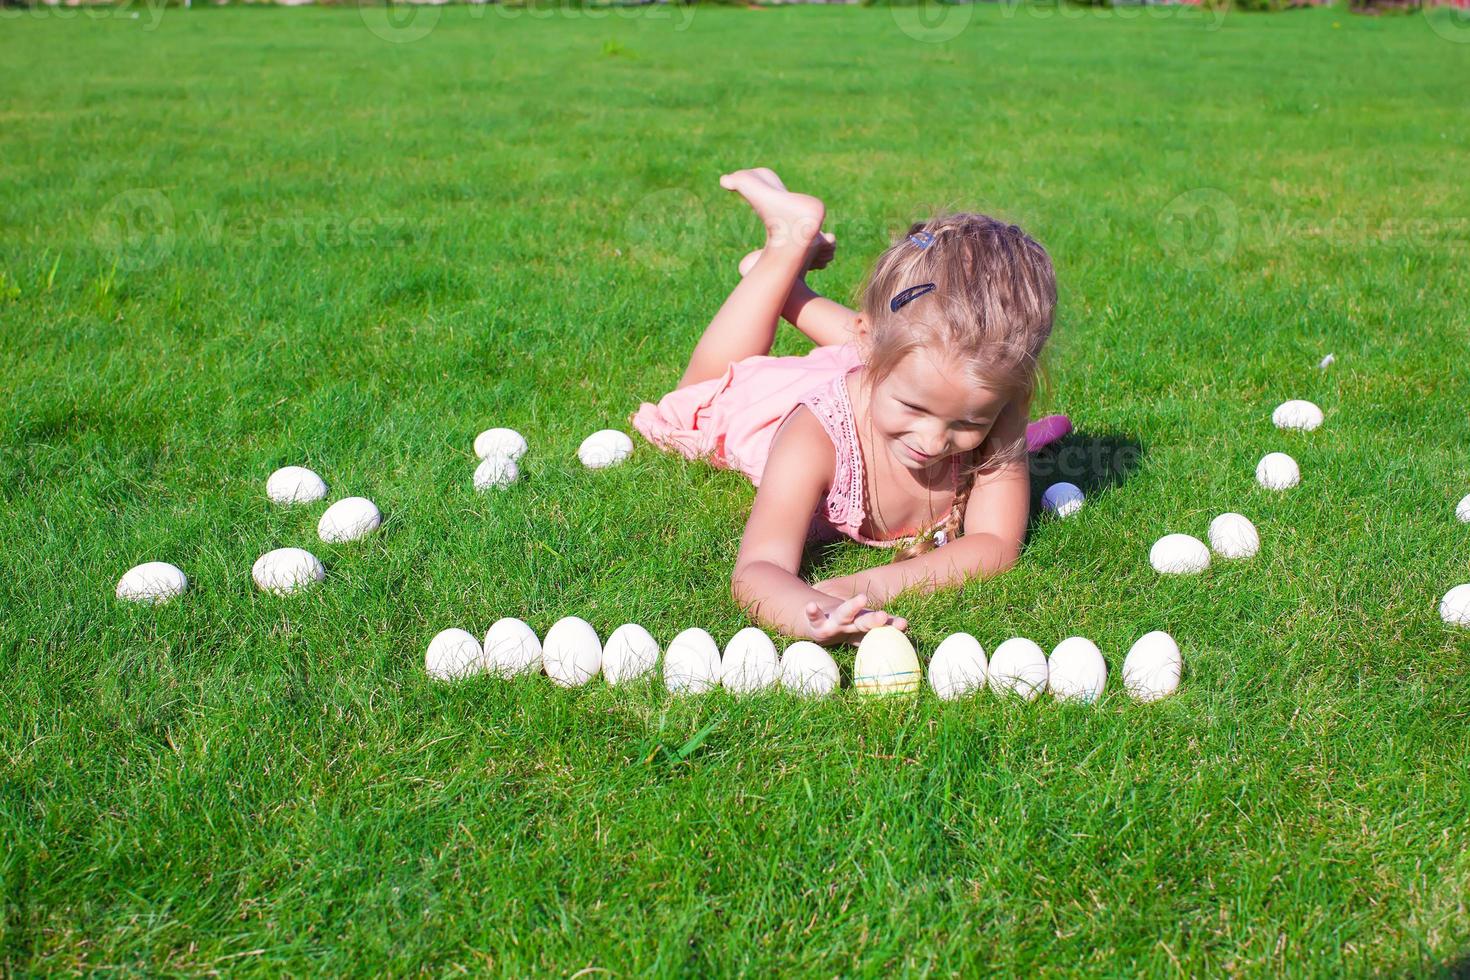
xmin=854 ymin=626 xmax=920 ymax=695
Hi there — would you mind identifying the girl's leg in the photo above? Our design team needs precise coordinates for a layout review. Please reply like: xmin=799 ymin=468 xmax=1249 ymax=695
xmin=738 ymin=235 xmax=859 ymax=348
xmin=678 ymin=170 xmax=826 ymax=389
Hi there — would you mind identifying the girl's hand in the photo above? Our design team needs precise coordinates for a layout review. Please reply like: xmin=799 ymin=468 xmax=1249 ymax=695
xmin=803 ymin=593 xmax=908 ymax=646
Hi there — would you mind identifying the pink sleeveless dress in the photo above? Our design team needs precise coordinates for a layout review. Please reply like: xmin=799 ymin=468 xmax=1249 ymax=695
xmin=631 ymin=343 xmax=1072 ymax=547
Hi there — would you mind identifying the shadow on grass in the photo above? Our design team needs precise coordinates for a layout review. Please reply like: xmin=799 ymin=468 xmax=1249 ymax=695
xmin=1025 ymin=431 xmax=1145 ymax=540
xmin=797 ymin=431 xmax=1144 ymax=577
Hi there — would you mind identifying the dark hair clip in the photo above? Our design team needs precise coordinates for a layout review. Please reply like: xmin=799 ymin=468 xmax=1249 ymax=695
xmin=908 ymin=231 xmax=935 ymax=249
xmin=890 ymin=282 xmax=936 ymax=313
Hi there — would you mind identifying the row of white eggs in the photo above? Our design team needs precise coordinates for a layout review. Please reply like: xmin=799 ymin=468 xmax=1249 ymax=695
xmin=424 ymin=619 xmax=1185 ymax=703
xmin=116 ymin=547 xmax=332 ymax=601
xmin=472 ymin=426 xmax=634 ymax=489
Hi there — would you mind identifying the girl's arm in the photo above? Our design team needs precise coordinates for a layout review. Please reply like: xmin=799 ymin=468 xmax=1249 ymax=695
xmin=732 ymin=408 xmax=909 ymax=645
xmin=815 ymin=404 xmax=1032 ymax=606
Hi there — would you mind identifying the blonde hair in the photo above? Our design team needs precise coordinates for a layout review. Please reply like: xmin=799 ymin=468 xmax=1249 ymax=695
xmin=856 ymin=212 xmax=1057 ymax=561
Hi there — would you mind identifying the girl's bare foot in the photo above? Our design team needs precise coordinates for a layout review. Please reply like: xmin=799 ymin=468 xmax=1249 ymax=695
xmin=738 ymin=232 xmax=836 ymax=277
xmin=719 ymin=168 xmax=825 ymax=251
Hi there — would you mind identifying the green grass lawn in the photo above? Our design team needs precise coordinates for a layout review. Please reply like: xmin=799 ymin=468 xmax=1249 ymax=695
xmin=3 ymin=1 xmax=1470 ymax=972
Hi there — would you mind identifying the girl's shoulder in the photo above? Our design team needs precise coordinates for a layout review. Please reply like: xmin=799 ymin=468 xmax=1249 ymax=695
xmin=770 ymin=402 xmax=838 ymax=484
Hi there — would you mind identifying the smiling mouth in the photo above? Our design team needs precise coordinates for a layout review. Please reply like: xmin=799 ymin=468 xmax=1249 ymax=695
xmin=901 ymin=442 xmax=934 ymax=463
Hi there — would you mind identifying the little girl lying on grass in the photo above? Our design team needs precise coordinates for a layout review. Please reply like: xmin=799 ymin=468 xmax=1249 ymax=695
xmin=633 ymin=168 xmax=1069 ymax=645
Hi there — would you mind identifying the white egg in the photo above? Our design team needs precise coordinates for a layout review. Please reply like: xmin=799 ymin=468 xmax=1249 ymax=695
xmin=1456 ymin=494 xmax=1470 ymax=523
xmin=115 ymin=561 xmax=188 ymax=603
xmin=578 ymin=429 xmax=634 ymax=469
xmin=1047 ymin=636 xmax=1107 ymax=703
xmin=928 ymin=632 xmax=987 ymax=701
xmin=1208 ymin=513 xmax=1260 ymax=560
xmin=1150 ymin=533 xmax=1211 ymax=575
xmin=473 ymin=455 xmax=520 ymax=490
xmin=987 ymin=637 xmax=1048 ymax=701
xmin=721 ymin=627 xmax=779 ymax=694
xmin=542 ymin=616 xmax=602 ymax=687
xmin=1041 ymin=482 xmax=1085 ymax=518
xmin=1318 ymin=353 xmax=1335 ymax=369
xmin=266 ymin=466 xmax=327 ymax=505
xmin=1272 ymin=400 xmax=1324 ymax=432
xmin=854 ymin=626 xmax=921 ymax=695
xmin=1121 ymin=630 xmax=1182 ymax=702
xmin=317 ymin=496 xmax=382 ymax=543
xmin=602 ymin=623 xmax=659 ymax=685
xmin=481 ymin=617 xmax=543 ymax=678
xmin=1441 ymin=585 xmax=1470 ymax=627
xmin=474 ymin=427 xmax=527 ymax=461
xmin=1256 ymin=452 xmax=1300 ymax=491
xmin=425 ymin=628 xmax=482 ymax=681
xmin=663 ymin=627 xmax=721 ymax=694
xmin=251 ymin=547 xmax=325 ymax=595
xmin=778 ymin=641 xmax=840 ymax=696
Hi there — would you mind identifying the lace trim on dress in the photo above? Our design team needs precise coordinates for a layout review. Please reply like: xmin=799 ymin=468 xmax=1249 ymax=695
xmin=797 ymin=372 xmax=866 ymax=533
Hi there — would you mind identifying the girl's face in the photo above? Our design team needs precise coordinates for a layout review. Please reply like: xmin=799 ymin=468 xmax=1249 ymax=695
xmin=867 ymin=348 xmax=1010 ymax=474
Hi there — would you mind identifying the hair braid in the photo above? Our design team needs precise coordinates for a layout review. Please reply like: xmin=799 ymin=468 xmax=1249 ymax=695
xmin=889 ymin=451 xmax=981 ymax=563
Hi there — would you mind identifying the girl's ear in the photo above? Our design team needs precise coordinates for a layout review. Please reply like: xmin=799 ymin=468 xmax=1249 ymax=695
xmin=853 ymin=312 xmax=871 ymax=353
